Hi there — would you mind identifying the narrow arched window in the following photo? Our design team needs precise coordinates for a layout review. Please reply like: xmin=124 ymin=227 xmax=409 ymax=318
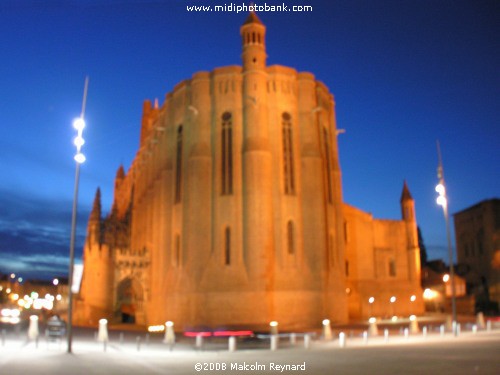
xmin=221 ymin=112 xmax=233 ymax=195
xmin=224 ymin=227 xmax=231 ymax=265
xmin=175 ymin=126 xmax=183 ymax=203
xmin=323 ymin=127 xmax=333 ymax=204
xmin=282 ymin=113 xmax=295 ymax=195
xmin=174 ymin=234 xmax=181 ymax=267
xmin=287 ymin=221 xmax=294 ymax=255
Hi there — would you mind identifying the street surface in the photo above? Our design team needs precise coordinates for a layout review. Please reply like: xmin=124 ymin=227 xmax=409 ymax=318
xmin=0 ymin=326 xmax=499 ymax=374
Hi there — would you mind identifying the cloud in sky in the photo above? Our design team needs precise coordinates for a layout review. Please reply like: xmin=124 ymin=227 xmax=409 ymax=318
xmin=0 ymin=189 xmax=88 ymax=279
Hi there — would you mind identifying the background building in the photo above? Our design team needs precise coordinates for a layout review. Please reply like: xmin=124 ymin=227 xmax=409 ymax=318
xmin=454 ymin=198 xmax=500 ymax=313
xmin=75 ymin=13 xmax=423 ymax=330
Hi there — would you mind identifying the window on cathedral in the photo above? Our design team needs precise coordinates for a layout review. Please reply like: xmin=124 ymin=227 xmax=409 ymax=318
xmin=282 ymin=112 xmax=295 ymax=195
xmin=175 ymin=126 xmax=183 ymax=203
xmin=388 ymin=259 xmax=396 ymax=277
xmin=221 ymin=112 xmax=233 ymax=195
xmin=323 ymin=128 xmax=333 ymax=204
xmin=287 ymin=221 xmax=294 ymax=255
xmin=225 ymin=227 xmax=231 ymax=265
xmin=174 ymin=234 xmax=181 ymax=267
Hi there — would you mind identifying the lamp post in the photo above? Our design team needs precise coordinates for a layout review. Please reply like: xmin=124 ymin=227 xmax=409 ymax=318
xmin=435 ymin=140 xmax=457 ymax=336
xmin=67 ymin=76 xmax=89 ymax=353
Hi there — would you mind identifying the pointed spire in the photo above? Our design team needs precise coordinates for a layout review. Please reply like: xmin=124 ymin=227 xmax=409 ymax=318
xmin=116 ymin=165 xmax=125 ymax=180
xmin=243 ymin=9 xmax=263 ymax=25
xmin=90 ymin=188 xmax=102 ymax=222
xmin=400 ymin=180 xmax=413 ymax=203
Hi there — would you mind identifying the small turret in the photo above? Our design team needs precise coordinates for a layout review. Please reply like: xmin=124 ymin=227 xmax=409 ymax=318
xmin=400 ymin=180 xmax=415 ymax=222
xmin=87 ymin=188 xmax=102 ymax=246
xmin=240 ymin=11 xmax=267 ymax=71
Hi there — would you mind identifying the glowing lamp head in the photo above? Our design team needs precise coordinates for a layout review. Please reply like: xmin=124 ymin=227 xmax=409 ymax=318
xmin=99 ymin=319 xmax=107 ymax=324
xmin=390 ymin=296 xmax=396 ymax=303
xmin=410 ymin=315 xmax=417 ymax=321
xmin=30 ymin=315 xmax=38 ymax=321
xmin=368 ymin=297 xmax=375 ymax=304
xmin=368 ymin=317 xmax=377 ymax=324
xmin=74 ymin=153 xmax=86 ymax=164
xmin=410 ymin=295 xmax=416 ymax=302
xmin=436 ymin=195 xmax=447 ymax=207
xmin=73 ymin=118 xmax=85 ymax=131
xmin=442 ymin=274 xmax=450 ymax=282
xmin=74 ymin=135 xmax=85 ymax=149
xmin=269 ymin=321 xmax=278 ymax=327
xmin=322 ymin=319 xmax=330 ymax=326
xmin=435 ymin=183 xmax=445 ymax=195
xmin=165 ymin=321 xmax=174 ymax=327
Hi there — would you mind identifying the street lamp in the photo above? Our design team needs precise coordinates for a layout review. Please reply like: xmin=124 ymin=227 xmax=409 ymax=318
xmin=435 ymin=140 xmax=457 ymax=336
xmin=67 ymin=76 xmax=89 ymax=353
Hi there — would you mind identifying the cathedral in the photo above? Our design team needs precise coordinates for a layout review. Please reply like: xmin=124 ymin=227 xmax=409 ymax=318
xmin=75 ymin=12 xmax=424 ymax=330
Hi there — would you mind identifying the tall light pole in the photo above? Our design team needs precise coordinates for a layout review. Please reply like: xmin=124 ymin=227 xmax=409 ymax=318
xmin=67 ymin=76 xmax=89 ymax=353
xmin=435 ymin=140 xmax=457 ymax=336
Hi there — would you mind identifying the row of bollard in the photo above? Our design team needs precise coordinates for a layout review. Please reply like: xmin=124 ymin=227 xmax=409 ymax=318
xmin=20 ymin=312 xmax=494 ymax=353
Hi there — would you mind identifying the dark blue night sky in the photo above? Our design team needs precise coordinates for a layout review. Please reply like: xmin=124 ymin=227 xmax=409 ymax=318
xmin=0 ymin=0 xmax=498 ymax=280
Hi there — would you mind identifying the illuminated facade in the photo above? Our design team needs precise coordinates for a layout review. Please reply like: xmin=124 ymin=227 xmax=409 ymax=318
xmin=75 ymin=12 xmax=423 ymax=329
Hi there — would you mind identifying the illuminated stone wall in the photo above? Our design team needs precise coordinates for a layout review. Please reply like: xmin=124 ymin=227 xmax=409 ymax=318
xmin=76 ymin=12 xmax=423 ymax=329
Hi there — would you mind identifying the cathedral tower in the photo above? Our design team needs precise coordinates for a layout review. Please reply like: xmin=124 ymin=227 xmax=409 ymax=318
xmin=401 ymin=181 xmax=421 ymax=284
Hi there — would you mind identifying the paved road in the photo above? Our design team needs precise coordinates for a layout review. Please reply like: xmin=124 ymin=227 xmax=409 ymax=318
xmin=0 ymin=329 xmax=499 ymax=374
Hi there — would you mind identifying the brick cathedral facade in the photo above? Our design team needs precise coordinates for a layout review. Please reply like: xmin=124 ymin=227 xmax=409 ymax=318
xmin=75 ymin=12 xmax=424 ymax=330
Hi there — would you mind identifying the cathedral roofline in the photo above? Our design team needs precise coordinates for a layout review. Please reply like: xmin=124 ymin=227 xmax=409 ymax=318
xmin=243 ymin=10 xmax=264 ymax=25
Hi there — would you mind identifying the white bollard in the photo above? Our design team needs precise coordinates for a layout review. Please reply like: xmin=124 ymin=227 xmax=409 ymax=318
xmin=98 ymin=319 xmax=108 ymax=342
xmin=440 ymin=324 xmax=445 ymax=337
xmin=228 ymin=336 xmax=236 ymax=352
xmin=322 ymin=319 xmax=332 ymax=341
xmin=304 ymin=334 xmax=311 ymax=349
xmin=368 ymin=318 xmax=379 ymax=336
xmin=422 ymin=326 xmax=427 ymax=338
xmin=270 ymin=321 xmax=279 ymax=336
xmin=28 ymin=315 xmax=39 ymax=341
xmin=486 ymin=320 xmax=492 ymax=331
xmin=339 ymin=332 xmax=346 ymax=348
xmin=384 ymin=329 xmax=389 ymax=342
xmin=163 ymin=321 xmax=175 ymax=344
xmin=476 ymin=312 xmax=485 ymax=329
xmin=270 ymin=335 xmax=278 ymax=351
xmin=457 ymin=323 xmax=461 ymax=336
xmin=472 ymin=324 xmax=477 ymax=334
xmin=195 ymin=334 xmax=203 ymax=349
xmin=409 ymin=316 xmax=420 ymax=334
xmin=290 ymin=333 xmax=296 ymax=345
xmin=404 ymin=328 xmax=409 ymax=339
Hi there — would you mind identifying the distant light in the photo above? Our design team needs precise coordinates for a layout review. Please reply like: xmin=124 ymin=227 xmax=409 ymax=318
xmin=423 ymin=288 xmax=438 ymax=300
xmin=390 ymin=296 xmax=396 ymax=303
xmin=322 ymin=319 xmax=330 ymax=326
xmin=11 ymin=293 xmax=19 ymax=301
xmin=443 ymin=274 xmax=450 ymax=282
xmin=368 ymin=317 xmax=377 ymax=324
xmin=56 ymin=294 xmax=62 ymax=301
xmin=368 ymin=297 xmax=375 ymax=304
xmin=74 ymin=135 xmax=85 ymax=148
xmin=10 ymin=273 xmax=15 ymax=279
xmin=165 ymin=321 xmax=174 ymax=327
xmin=99 ymin=319 xmax=107 ymax=324
xmin=410 ymin=295 xmax=416 ymax=302
xmin=435 ymin=183 xmax=445 ymax=195
xmin=436 ymin=196 xmax=447 ymax=207
xmin=17 ymin=277 xmax=23 ymax=283
xmin=410 ymin=315 xmax=417 ymax=321
xmin=74 ymin=153 xmax=86 ymax=164
xmin=148 ymin=325 xmax=165 ymax=332
xmin=53 ymin=278 xmax=59 ymax=286
xmin=6 ymin=288 xmax=11 ymax=294
xmin=30 ymin=315 xmax=38 ymax=321
xmin=269 ymin=321 xmax=278 ymax=327
xmin=391 ymin=316 xmax=398 ymax=322
xmin=73 ymin=118 xmax=85 ymax=131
